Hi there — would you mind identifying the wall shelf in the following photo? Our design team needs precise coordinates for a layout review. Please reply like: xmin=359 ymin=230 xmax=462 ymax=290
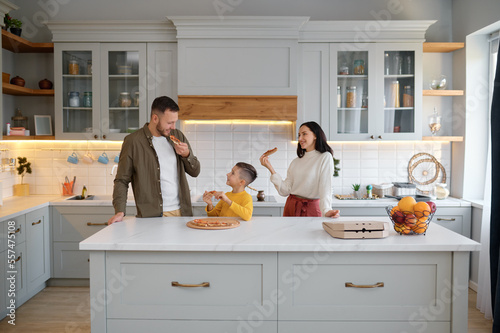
xmin=2 ymin=135 xmax=55 ymax=140
xmin=2 ymin=82 xmax=54 ymax=96
xmin=1 ymin=29 xmax=54 ymax=53
xmin=423 ymin=42 xmax=464 ymax=53
xmin=423 ymin=89 xmax=464 ymax=96
xmin=422 ymin=136 xmax=463 ymax=142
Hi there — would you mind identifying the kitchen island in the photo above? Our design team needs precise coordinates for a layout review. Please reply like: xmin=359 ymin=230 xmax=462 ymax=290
xmin=81 ymin=216 xmax=478 ymax=333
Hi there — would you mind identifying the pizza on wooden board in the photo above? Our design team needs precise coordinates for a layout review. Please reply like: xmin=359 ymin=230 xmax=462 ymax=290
xmin=191 ymin=219 xmax=232 ymax=227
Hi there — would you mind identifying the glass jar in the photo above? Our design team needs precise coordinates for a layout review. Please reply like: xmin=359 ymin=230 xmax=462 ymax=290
xmin=83 ymin=92 xmax=92 ymax=107
xmin=403 ymin=85 xmax=413 ymax=107
xmin=87 ymin=60 xmax=92 ymax=75
xmin=68 ymin=92 xmax=80 ymax=107
xmin=68 ymin=60 xmax=79 ymax=75
xmin=134 ymin=92 xmax=140 ymax=107
xmin=361 ymin=94 xmax=368 ymax=108
xmin=119 ymin=92 xmax=132 ymax=107
xmin=384 ymin=53 xmax=390 ymax=75
xmin=393 ymin=53 xmax=403 ymax=75
xmin=405 ymin=55 xmax=412 ymax=74
xmin=353 ymin=59 xmax=365 ymax=75
xmin=435 ymin=183 xmax=449 ymax=200
xmin=337 ymin=86 xmax=341 ymax=108
xmin=391 ymin=81 xmax=400 ymax=108
xmin=339 ymin=63 xmax=349 ymax=75
xmin=346 ymin=86 xmax=356 ymax=108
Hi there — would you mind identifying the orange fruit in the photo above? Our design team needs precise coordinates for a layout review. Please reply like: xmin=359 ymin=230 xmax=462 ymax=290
xmin=394 ymin=222 xmax=411 ymax=235
xmin=390 ymin=206 xmax=401 ymax=215
xmin=412 ymin=221 xmax=428 ymax=234
xmin=398 ymin=196 xmax=417 ymax=213
xmin=414 ymin=202 xmax=431 ymax=219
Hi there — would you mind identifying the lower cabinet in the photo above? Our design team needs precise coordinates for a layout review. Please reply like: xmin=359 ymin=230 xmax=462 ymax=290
xmin=337 ymin=205 xmax=471 ymax=237
xmin=90 ymin=250 xmax=462 ymax=332
xmin=51 ymin=206 xmax=136 ymax=279
xmin=0 ymin=207 xmax=50 ymax=320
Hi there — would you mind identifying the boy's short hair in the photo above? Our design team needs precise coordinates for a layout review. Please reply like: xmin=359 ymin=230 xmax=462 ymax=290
xmin=235 ymin=162 xmax=257 ymax=185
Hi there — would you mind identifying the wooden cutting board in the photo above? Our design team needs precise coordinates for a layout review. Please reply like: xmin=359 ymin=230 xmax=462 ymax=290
xmin=186 ymin=218 xmax=240 ymax=230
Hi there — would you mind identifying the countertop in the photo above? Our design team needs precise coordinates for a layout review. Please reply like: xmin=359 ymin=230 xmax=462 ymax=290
xmin=79 ymin=216 xmax=480 ymax=252
xmin=1 ymin=194 xmax=472 ymax=220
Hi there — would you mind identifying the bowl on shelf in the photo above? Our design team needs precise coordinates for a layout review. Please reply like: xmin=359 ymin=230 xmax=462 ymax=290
xmin=385 ymin=205 xmax=434 ymax=235
xmin=429 ymin=75 xmax=447 ymax=90
xmin=109 ymin=129 xmax=121 ymax=133
xmin=127 ymin=127 xmax=139 ymax=133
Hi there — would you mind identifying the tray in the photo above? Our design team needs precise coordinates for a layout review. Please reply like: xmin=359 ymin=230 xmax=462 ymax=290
xmin=186 ymin=218 xmax=240 ymax=230
xmin=335 ymin=194 xmax=379 ymax=200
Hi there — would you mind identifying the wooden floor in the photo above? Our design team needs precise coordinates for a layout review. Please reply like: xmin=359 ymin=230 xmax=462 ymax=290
xmin=0 ymin=287 xmax=493 ymax=332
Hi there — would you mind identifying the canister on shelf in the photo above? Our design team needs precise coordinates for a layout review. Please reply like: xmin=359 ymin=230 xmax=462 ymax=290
xmin=391 ymin=81 xmax=400 ymax=108
xmin=393 ymin=53 xmax=403 ymax=75
xmin=384 ymin=53 xmax=390 ymax=75
xmin=346 ymin=86 xmax=356 ymax=108
xmin=68 ymin=91 xmax=80 ymax=107
xmin=119 ymin=92 xmax=132 ymax=107
xmin=87 ymin=60 xmax=92 ymax=75
xmin=353 ymin=59 xmax=365 ymax=75
xmin=69 ymin=59 xmax=79 ymax=75
xmin=339 ymin=63 xmax=349 ymax=75
xmin=83 ymin=92 xmax=92 ymax=107
xmin=337 ymin=86 xmax=341 ymax=108
xmin=403 ymin=85 xmax=413 ymax=107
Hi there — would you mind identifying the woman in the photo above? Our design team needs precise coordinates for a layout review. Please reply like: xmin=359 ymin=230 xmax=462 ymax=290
xmin=260 ymin=121 xmax=340 ymax=218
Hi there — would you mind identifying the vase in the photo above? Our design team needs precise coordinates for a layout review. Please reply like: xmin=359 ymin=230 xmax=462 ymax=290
xmin=10 ymin=27 xmax=21 ymax=37
xmin=14 ymin=184 xmax=29 ymax=196
xmin=353 ymin=190 xmax=361 ymax=199
xmin=257 ymin=190 xmax=265 ymax=201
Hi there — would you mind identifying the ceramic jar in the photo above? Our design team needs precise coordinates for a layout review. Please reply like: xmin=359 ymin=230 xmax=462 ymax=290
xmin=10 ymin=76 xmax=25 ymax=87
xmin=38 ymin=78 xmax=53 ymax=89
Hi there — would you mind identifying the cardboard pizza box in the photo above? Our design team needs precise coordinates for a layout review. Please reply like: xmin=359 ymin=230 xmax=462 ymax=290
xmin=323 ymin=221 xmax=390 ymax=239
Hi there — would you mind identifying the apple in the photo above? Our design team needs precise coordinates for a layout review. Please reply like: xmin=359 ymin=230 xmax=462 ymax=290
xmin=392 ymin=210 xmax=405 ymax=224
xmin=405 ymin=213 xmax=417 ymax=229
xmin=426 ymin=201 xmax=437 ymax=213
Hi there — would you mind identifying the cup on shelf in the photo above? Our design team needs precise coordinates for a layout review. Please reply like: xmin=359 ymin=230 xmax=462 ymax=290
xmin=114 ymin=154 xmax=120 ymax=163
xmin=82 ymin=152 xmax=94 ymax=164
xmin=97 ymin=152 xmax=109 ymax=164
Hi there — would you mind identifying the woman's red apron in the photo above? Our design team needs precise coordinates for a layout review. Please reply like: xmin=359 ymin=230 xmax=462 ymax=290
xmin=283 ymin=194 xmax=321 ymax=217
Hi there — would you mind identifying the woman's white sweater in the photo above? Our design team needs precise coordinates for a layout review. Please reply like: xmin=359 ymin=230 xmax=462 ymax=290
xmin=270 ymin=150 xmax=334 ymax=216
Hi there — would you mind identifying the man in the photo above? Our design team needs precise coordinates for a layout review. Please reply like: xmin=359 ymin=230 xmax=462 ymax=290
xmin=108 ymin=96 xmax=200 ymax=224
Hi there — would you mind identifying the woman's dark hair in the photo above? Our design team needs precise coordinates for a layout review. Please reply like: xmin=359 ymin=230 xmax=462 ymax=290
xmin=151 ymin=96 xmax=179 ymax=117
xmin=235 ymin=162 xmax=257 ymax=185
xmin=296 ymin=121 xmax=333 ymax=158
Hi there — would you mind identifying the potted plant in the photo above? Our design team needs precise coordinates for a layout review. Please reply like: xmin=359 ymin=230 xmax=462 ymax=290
xmin=352 ymin=183 xmax=361 ymax=198
xmin=14 ymin=157 xmax=31 ymax=196
xmin=3 ymin=14 xmax=11 ymax=30
xmin=9 ymin=18 xmax=22 ymax=36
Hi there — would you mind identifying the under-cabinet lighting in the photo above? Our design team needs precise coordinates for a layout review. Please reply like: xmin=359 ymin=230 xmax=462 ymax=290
xmin=183 ymin=120 xmax=293 ymax=125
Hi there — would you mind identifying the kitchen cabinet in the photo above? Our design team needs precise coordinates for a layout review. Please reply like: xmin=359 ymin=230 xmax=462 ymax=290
xmin=51 ymin=206 xmax=136 ymax=278
xmin=54 ymin=43 xmax=149 ymax=140
xmin=299 ymin=42 xmax=422 ymax=141
xmin=25 ymin=207 xmax=50 ymax=292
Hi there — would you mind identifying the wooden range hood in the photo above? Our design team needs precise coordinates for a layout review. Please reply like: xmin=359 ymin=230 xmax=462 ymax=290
xmin=178 ymin=95 xmax=297 ymax=121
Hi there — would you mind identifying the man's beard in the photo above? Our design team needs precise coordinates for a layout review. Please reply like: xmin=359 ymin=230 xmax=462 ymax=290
xmin=156 ymin=124 xmax=171 ymax=137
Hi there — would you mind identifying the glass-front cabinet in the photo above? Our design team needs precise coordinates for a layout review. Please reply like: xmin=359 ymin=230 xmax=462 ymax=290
xmin=55 ymin=43 xmax=147 ymax=140
xmin=327 ymin=43 xmax=422 ymax=141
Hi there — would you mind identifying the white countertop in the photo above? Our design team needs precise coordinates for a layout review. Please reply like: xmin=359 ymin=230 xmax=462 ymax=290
xmin=0 ymin=194 xmax=472 ymax=220
xmin=79 ymin=216 xmax=480 ymax=252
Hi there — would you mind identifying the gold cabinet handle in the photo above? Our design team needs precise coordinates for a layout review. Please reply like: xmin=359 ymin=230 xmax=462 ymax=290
xmin=15 ymin=255 xmax=21 ymax=262
xmin=171 ymin=281 xmax=210 ymax=288
xmin=10 ymin=227 xmax=21 ymax=234
xmin=32 ymin=220 xmax=42 ymax=226
xmin=87 ymin=222 xmax=108 ymax=226
xmin=345 ymin=282 xmax=384 ymax=288
xmin=436 ymin=218 xmax=456 ymax=221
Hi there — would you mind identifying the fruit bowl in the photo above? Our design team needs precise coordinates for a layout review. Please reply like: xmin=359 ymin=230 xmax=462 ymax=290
xmin=385 ymin=205 xmax=435 ymax=235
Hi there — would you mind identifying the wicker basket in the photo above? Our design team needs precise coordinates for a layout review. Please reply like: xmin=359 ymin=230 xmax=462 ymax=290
xmin=385 ymin=205 xmax=435 ymax=235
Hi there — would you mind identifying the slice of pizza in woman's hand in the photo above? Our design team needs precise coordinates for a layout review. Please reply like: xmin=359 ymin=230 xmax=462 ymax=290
xmin=262 ymin=147 xmax=278 ymax=157
xmin=169 ymin=135 xmax=182 ymax=145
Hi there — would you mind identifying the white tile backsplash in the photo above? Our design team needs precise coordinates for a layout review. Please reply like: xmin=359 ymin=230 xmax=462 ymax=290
xmin=0 ymin=123 xmax=453 ymax=199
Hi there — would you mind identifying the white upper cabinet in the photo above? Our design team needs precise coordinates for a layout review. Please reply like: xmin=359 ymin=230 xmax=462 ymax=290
xmin=298 ymin=20 xmax=433 ymax=141
xmin=169 ymin=16 xmax=309 ymax=96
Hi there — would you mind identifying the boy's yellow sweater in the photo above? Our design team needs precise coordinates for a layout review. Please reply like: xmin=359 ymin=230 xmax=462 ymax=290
xmin=206 ymin=191 xmax=253 ymax=221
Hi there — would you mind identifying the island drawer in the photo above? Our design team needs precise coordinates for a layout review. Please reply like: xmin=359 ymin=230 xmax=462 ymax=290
xmin=107 ymin=319 xmax=277 ymax=332
xmin=106 ymin=251 xmax=278 ymax=320
xmin=278 ymin=252 xmax=452 ymax=321
xmin=52 ymin=212 xmax=109 ymax=241
xmin=278 ymin=321 xmax=450 ymax=332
